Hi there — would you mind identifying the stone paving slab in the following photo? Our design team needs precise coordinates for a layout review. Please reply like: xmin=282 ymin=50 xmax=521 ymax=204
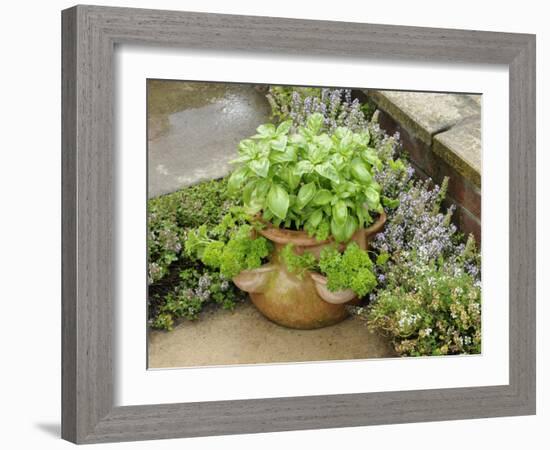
xmin=148 ymin=302 xmax=395 ymax=368
xmin=433 ymin=116 xmax=482 ymax=188
xmin=147 ymin=81 xmax=271 ymax=198
xmin=368 ymin=90 xmax=480 ymax=146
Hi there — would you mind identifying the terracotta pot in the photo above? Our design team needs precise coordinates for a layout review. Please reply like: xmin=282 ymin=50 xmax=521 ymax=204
xmin=232 ymin=211 xmax=386 ymax=330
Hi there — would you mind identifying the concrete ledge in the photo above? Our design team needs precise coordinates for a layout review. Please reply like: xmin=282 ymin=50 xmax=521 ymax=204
xmin=368 ymin=90 xmax=480 ymax=146
xmin=433 ymin=116 xmax=481 ymax=188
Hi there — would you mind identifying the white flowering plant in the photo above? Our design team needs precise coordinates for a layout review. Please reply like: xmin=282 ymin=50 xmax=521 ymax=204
xmin=360 ymin=254 xmax=481 ymax=356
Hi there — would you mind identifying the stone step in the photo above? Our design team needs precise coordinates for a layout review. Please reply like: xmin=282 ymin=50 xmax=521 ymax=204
xmin=433 ymin=116 xmax=481 ymax=189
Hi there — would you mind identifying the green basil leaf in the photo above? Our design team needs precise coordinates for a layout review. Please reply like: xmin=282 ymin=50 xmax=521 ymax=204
xmin=254 ymin=179 xmax=271 ymax=200
xmin=365 ymin=186 xmax=381 ymax=209
xmin=296 ymin=182 xmax=317 ymax=209
xmin=333 ymin=200 xmax=348 ymax=226
xmin=294 ymin=160 xmax=314 ymax=176
xmin=306 ymin=113 xmax=324 ymax=134
xmin=276 ymin=120 xmax=293 ymax=136
xmin=362 ymin=148 xmax=382 ymax=170
xmin=350 ymin=157 xmax=373 ymax=184
xmin=330 ymin=218 xmax=346 ymax=242
xmin=306 ymin=209 xmax=323 ymax=229
xmin=267 ymin=184 xmax=290 ymax=220
xmin=238 ymin=138 xmax=257 ymax=156
xmin=289 ymin=133 xmax=307 ymax=147
xmin=315 ymin=162 xmax=340 ymax=184
xmin=331 ymin=216 xmax=357 ymax=242
xmin=280 ymin=166 xmax=301 ymax=191
xmin=270 ymin=135 xmax=288 ymax=152
xmin=243 ymin=181 xmax=263 ymax=215
xmin=312 ymin=189 xmax=333 ymax=206
xmin=248 ymin=157 xmax=270 ymax=178
xmin=255 ymin=123 xmax=276 ymax=137
xmin=269 ymin=145 xmax=297 ymax=163
xmin=227 ymin=166 xmax=248 ymax=194
xmin=342 ymin=216 xmax=358 ymax=241
xmin=314 ymin=134 xmax=332 ymax=151
xmin=262 ymin=208 xmax=274 ymax=221
xmin=242 ymin=179 xmax=257 ymax=205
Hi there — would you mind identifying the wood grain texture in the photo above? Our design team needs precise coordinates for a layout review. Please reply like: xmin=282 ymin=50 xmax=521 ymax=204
xmin=61 ymin=4 xmax=536 ymax=444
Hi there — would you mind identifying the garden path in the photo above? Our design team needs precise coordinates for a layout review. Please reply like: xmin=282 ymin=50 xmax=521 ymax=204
xmin=148 ymin=302 xmax=395 ymax=368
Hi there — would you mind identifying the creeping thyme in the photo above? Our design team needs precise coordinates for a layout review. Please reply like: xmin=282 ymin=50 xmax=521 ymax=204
xmin=372 ymin=178 xmax=458 ymax=265
xmin=148 ymin=177 xmax=234 ymax=284
xmin=150 ymin=268 xmax=245 ymax=331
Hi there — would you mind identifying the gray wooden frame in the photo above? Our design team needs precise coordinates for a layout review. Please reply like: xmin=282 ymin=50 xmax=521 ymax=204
xmin=61 ymin=4 xmax=536 ymax=444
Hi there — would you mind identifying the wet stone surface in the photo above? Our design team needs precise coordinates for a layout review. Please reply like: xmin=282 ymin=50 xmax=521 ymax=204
xmin=147 ymin=81 xmax=271 ymax=198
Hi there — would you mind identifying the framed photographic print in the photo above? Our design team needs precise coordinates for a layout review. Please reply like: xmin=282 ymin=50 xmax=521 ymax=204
xmin=61 ymin=5 xmax=536 ymax=444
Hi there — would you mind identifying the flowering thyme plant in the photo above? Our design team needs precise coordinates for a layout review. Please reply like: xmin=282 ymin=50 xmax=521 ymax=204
xmin=150 ymin=268 xmax=245 ymax=331
xmin=355 ymin=255 xmax=481 ymax=356
xmin=350 ymin=172 xmax=482 ymax=356
xmin=266 ymin=86 xmax=368 ymax=133
xmin=372 ymin=177 xmax=457 ymax=265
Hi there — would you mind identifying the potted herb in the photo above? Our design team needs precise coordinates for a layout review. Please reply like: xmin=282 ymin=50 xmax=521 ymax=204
xmin=189 ymin=113 xmax=386 ymax=329
xmin=281 ymin=242 xmax=378 ymax=305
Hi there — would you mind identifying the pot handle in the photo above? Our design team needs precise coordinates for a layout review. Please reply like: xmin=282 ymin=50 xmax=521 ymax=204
xmin=232 ymin=264 xmax=275 ymax=294
xmin=310 ymin=272 xmax=357 ymax=304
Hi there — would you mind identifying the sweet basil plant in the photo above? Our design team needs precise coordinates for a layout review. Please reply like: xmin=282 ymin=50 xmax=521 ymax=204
xmin=227 ymin=113 xmax=383 ymax=242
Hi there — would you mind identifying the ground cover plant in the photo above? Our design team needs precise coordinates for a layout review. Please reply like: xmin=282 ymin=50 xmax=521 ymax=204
xmin=148 ymin=178 xmax=247 ymax=330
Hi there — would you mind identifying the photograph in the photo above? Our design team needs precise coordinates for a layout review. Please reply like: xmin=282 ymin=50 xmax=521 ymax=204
xmin=146 ymin=81 xmax=482 ymax=368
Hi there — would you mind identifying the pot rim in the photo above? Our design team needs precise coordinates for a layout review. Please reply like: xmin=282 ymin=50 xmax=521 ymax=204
xmin=256 ymin=209 xmax=386 ymax=247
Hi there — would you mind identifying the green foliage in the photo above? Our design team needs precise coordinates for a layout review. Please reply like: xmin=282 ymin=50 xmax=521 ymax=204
xmin=228 ymin=114 xmax=383 ymax=242
xmin=319 ymin=243 xmax=377 ymax=297
xmin=281 ymin=242 xmax=377 ymax=297
xmin=148 ymin=178 xmax=246 ymax=330
xmin=280 ymin=244 xmax=317 ymax=278
xmin=150 ymin=267 xmax=245 ymax=331
xmin=148 ymin=177 xmax=234 ymax=284
xmin=185 ymin=212 xmax=272 ymax=279
xmin=363 ymin=258 xmax=481 ymax=356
